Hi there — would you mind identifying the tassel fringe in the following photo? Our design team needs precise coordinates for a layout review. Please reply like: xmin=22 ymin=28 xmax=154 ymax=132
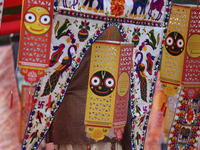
xmin=47 ymin=93 xmax=52 ymax=108
xmin=31 ymin=94 xmax=35 ymax=109
xmin=26 ymin=92 xmax=31 ymax=109
xmin=9 ymin=91 xmax=13 ymax=109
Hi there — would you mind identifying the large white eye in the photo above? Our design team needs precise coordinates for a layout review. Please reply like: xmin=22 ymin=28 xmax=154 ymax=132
xmin=91 ymin=76 xmax=101 ymax=86
xmin=105 ymin=77 xmax=115 ymax=88
xmin=166 ymin=36 xmax=174 ymax=46
xmin=168 ymin=97 xmax=174 ymax=103
xmin=176 ymin=38 xmax=184 ymax=48
xmin=25 ymin=13 xmax=36 ymax=23
xmin=40 ymin=15 xmax=50 ymax=24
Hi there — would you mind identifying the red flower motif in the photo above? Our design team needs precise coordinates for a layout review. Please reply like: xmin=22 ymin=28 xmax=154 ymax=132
xmin=177 ymin=110 xmax=184 ymax=117
xmin=77 ymin=57 xmax=81 ymax=63
xmin=189 ymin=138 xmax=195 ymax=145
xmin=33 ymin=98 xmax=37 ymax=104
xmin=70 ymin=34 xmax=74 ymax=39
xmin=142 ymin=137 xmax=145 ymax=141
xmin=149 ymin=105 xmax=151 ymax=109
xmin=141 ymin=42 xmax=145 ymax=47
xmin=182 ymin=103 xmax=187 ymax=109
xmin=162 ymin=39 xmax=165 ymax=45
xmin=123 ymin=33 xmax=126 ymax=38
xmin=186 ymin=109 xmax=195 ymax=124
xmin=166 ymin=7 xmax=171 ymax=13
xmin=61 ymin=89 xmax=65 ymax=94
xmin=197 ymin=113 xmax=200 ymax=119
xmin=172 ymin=137 xmax=177 ymax=143
xmin=174 ymin=123 xmax=180 ymax=129
xmin=25 ymin=134 xmax=29 ymax=140
xmin=96 ymin=30 xmax=101 ymax=35
xmin=196 ymin=120 xmax=200 ymax=125
xmin=172 ymin=130 xmax=179 ymax=136
xmin=46 ymin=122 xmax=50 ymax=127
xmin=191 ymin=132 xmax=197 ymax=137
xmin=193 ymin=126 xmax=198 ymax=131
xmin=132 ymin=124 xmax=135 ymax=129
xmin=131 ymin=94 xmax=135 ymax=99
xmin=178 ymin=118 xmax=183 ymax=122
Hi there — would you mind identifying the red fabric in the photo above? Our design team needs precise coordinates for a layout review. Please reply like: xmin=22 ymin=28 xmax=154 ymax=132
xmin=0 ymin=20 xmax=21 ymax=36
xmin=2 ymin=13 xmax=21 ymax=22
xmin=3 ymin=0 xmax=22 ymax=8
xmin=0 ymin=0 xmax=22 ymax=36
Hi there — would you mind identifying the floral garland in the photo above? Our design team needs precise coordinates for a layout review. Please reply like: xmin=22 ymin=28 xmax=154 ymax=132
xmin=168 ymin=93 xmax=200 ymax=150
xmin=168 ymin=95 xmax=188 ymax=150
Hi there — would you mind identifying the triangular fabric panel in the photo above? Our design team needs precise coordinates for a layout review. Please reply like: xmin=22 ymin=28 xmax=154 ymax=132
xmin=22 ymin=0 xmax=173 ymax=149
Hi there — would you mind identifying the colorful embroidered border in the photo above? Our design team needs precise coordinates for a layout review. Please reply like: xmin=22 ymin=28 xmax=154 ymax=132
xmin=130 ymin=0 xmax=172 ymax=149
xmin=54 ymin=0 xmax=59 ymax=12
xmin=168 ymin=92 xmax=200 ymax=150
xmin=58 ymin=9 xmax=162 ymax=27
xmin=22 ymin=21 xmax=128 ymax=150
xmin=130 ymin=47 xmax=163 ymax=149
xmin=168 ymin=94 xmax=188 ymax=150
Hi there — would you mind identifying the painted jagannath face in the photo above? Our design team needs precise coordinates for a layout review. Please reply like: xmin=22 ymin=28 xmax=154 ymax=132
xmin=165 ymin=32 xmax=185 ymax=56
xmin=24 ymin=6 xmax=51 ymax=35
xmin=90 ymin=71 xmax=115 ymax=96
xmin=167 ymin=96 xmax=178 ymax=112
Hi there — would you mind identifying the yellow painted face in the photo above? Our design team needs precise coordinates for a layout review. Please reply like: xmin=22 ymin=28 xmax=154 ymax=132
xmin=24 ymin=6 xmax=51 ymax=35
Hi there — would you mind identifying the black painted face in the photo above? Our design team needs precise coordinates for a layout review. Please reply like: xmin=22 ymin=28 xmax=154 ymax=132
xmin=90 ymin=71 xmax=115 ymax=96
xmin=165 ymin=32 xmax=185 ymax=56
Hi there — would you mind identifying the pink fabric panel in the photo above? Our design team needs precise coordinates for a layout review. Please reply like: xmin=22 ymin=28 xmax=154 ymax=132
xmin=0 ymin=44 xmax=21 ymax=150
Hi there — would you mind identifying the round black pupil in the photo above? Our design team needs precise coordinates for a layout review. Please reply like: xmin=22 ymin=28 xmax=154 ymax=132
xmin=44 ymin=18 xmax=47 ymax=21
xmin=29 ymin=16 xmax=32 ymax=19
xmin=94 ymin=79 xmax=97 ymax=83
xmin=108 ymin=81 xmax=111 ymax=84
